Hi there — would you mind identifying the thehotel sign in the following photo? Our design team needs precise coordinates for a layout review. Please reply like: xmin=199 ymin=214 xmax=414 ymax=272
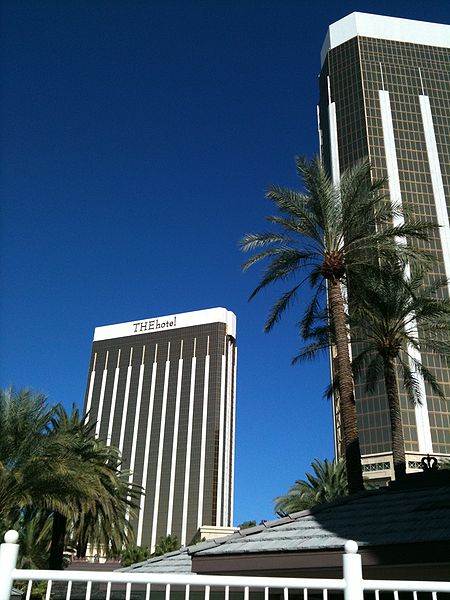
xmin=132 ymin=316 xmax=177 ymax=333
xmin=93 ymin=307 xmax=236 ymax=341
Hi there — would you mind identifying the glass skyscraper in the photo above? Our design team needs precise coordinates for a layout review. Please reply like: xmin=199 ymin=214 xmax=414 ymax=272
xmin=318 ymin=13 xmax=450 ymax=480
xmin=83 ymin=307 xmax=237 ymax=550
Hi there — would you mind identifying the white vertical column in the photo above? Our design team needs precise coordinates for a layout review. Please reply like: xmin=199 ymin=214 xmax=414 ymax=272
xmin=327 ymin=76 xmax=341 ymax=186
xmin=166 ymin=340 xmax=184 ymax=535
xmin=197 ymin=337 xmax=210 ymax=528
xmin=127 ymin=347 xmax=146 ymax=501
xmin=229 ymin=344 xmax=237 ymax=526
xmin=419 ymin=94 xmax=450 ymax=295
xmin=118 ymin=348 xmax=133 ymax=464
xmin=181 ymin=339 xmax=197 ymax=547
xmin=150 ymin=343 xmax=171 ymax=553
xmin=379 ymin=90 xmax=403 ymax=227
xmin=317 ymin=105 xmax=323 ymax=162
xmin=85 ymin=353 xmax=97 ymax=423
xmin=379 ymin=89 xmax=433 ymax=454
xmin=123 ymin=348 xmax=145 ymax=532
xmin=404 ymin=318 xmax=433 ymax=453
xmin=106 ymin=349 xmax=121 ymax=446
xmin=95 ymin=351 xmax=109 ymax=438
xmin=137 ymin=345 xmax=158 ymax=546
xmin=215 ymin=349 xmax=227 ymax=527
xmin=223 ymin=338 xmax=233 ymax=526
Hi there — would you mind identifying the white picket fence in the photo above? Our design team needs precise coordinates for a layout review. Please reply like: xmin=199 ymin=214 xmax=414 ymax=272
xmin=1 ymin=531 xmax=449 ymax=600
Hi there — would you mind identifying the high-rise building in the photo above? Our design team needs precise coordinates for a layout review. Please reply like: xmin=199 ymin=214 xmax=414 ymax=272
xmin=83 ymin=307 xmax=237 ymax=551
xmin=318 ymin=13 xmax=450 ymax=480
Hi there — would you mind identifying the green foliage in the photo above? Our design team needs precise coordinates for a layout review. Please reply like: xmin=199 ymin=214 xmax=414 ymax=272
xmin=14 ymin=580 xmax=50 ymax=600
xmin=117 ymin=534 xmax=181 ymax=566
xmin=0 ymin=388 xmax=143 ymax=568
xmin=273 ymin=458 xmax=348 ymax=515
xmin=241 ymin=156 xmax=430 ymax=335
xmin=350 ymin=266 xmax=450 ymax=403
xmin=49 ymin=405 xmax=142 ymax=560
xmin=120 ymin=543 xmax=151 ymax=567
xmin=16 ymin=509 xmax=52 ymax=569
xmin=349 ymin=266 xmax=450 ymax=479
xmin=153 ymin=534 xmax=180 ymax=556
xmin=0 ymin=388 xmax=57 ymax=521
xmin=238 ymin=520 xmax=257 ymax=529
xmin=188 ymin=531 xmax=206 ymax=546
xmin=241 ymin=156 xmax=433 ymax=493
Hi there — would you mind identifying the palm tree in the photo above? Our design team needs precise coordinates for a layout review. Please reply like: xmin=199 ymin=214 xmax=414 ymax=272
xmin=240 ymin=156 xmax=430 ymax=493
xmin=0 ymin=388 xmax=56 ymax=524
xmin=120 ymin=543 xmax=151 ymax=567
xmin=45 ymin=405 xmax=142 ymax=568
xmin=274 ymin=458 xmax=348 ymax=515
xmin=0 ymin=390 xmax=141 ymax=569
xmin=154 ymin=534 xmax=180 ymax=556
xmin=15 ymin=510 xmax=53 ymax=570
xmin=350 ymin=266 xmax=450 ymax=480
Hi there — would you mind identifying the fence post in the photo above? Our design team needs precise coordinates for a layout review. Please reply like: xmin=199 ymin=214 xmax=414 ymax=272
xmin=0 ymin=530 xmax=20 ymax=600
xmin=343 ymin=540 xmax=364 ymax=600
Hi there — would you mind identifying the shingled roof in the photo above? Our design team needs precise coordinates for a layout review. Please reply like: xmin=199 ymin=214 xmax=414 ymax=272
xmin=121 ymin=472 xmax=450 ymax=576
xmin=120 ymin=549 xmax=193 ymax=574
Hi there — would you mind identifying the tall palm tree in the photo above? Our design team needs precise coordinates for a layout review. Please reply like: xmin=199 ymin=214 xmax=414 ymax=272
xmin=350 ymin=266 xmax=450 ymax=480
xmin=274 ymin=458 xmax=348 ymax=515
xmin=240 ymin=156 xmax=431 ymax=493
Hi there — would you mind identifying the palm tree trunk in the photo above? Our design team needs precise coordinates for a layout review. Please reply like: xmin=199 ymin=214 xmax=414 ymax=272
xmin=76 ymin=525 xmax=89 ymax=558
xmin=328 ymin=281 xmax=364 ymax=493
xmin=382 ymin=357 xmax=406 ymax=480
xmin=49 ymin=511 xmax=67 ymax=569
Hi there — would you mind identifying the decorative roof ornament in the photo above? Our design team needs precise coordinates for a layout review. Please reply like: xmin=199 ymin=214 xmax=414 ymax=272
xmin=421 ymin=454 xmax=438 ymax=471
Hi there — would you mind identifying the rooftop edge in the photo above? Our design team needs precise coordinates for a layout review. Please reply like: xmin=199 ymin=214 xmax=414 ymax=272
xmin=93 ymin=307 xmax=236 ymax=342
xmin=321 ymin=12 xmax=450 ymax=66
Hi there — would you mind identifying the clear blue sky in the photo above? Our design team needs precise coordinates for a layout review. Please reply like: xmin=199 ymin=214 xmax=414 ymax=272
xmin=1 ymin=0 xmax=449 ymax=526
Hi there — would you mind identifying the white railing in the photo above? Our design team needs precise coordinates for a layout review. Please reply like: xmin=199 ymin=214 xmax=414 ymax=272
xmin=1 ymin=531 xmax=449 ymax=600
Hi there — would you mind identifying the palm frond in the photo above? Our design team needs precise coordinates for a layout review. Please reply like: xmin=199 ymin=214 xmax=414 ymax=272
xmin=273 ymin=458 xmax=348 ymax=515
xmin=248 ymin=249 xmax=310 ymax=300
xmin=241 ymin=247 xmax=295 ymax=272
xmin=239 ymin=231 xmax=295 ymax=252
xmin=264 ymin=284 xmax=301 ymax=331
xmin=292 ymin=341 xmax=330 ymax=364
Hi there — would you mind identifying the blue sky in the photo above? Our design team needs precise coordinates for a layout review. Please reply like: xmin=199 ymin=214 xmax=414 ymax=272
xmin=1 ymin=0 xmax=449 ymax=526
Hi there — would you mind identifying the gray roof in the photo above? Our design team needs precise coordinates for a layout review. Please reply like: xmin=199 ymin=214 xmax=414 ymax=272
xmin=198 ymin=479 xmax=450 ymax=556
xmin=120 ymin=475 xmax=450 ymax=572
xmin=119 ymin=548 xmax=192 ymax=574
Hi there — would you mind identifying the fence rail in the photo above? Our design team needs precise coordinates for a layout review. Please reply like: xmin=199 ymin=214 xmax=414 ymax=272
xmin=1 ymin=531 xmax=449 ymax=600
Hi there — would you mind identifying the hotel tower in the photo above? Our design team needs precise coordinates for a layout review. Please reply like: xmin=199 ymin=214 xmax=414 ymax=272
xmin=318 ymin=13 xmax=450 ymax=480
xmin=83 ymin=307 xmax=237 ymax=550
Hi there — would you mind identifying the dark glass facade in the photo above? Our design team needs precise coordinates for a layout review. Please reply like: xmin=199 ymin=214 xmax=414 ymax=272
xmin=83 ymin=309 xmax=236 ymax=550
xmin=319 ymin=14 xmax=450 ymax=470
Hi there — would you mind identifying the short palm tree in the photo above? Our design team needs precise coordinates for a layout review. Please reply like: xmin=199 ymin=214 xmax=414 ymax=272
xmin=0 ymin=390 xmax=142 ymax=569
xmin=46 ymin=405 xmax=142 ymax=568
xmin=120 ymin=543 xmax=151 ymax=567
xmin=153 ymin=534 xmax=180 ymax=556
xmin=350 ymin=266 xmax=450 ymax=480
xmin=274 ymin=458 xmax=348 ymax=515
xmin=0 ymin=388 xmax=56 ymax=523
xmin=240 ymin=156 xmax=430 ymax=493
xmin=15 ymin=510 xmax=53 ymax=570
